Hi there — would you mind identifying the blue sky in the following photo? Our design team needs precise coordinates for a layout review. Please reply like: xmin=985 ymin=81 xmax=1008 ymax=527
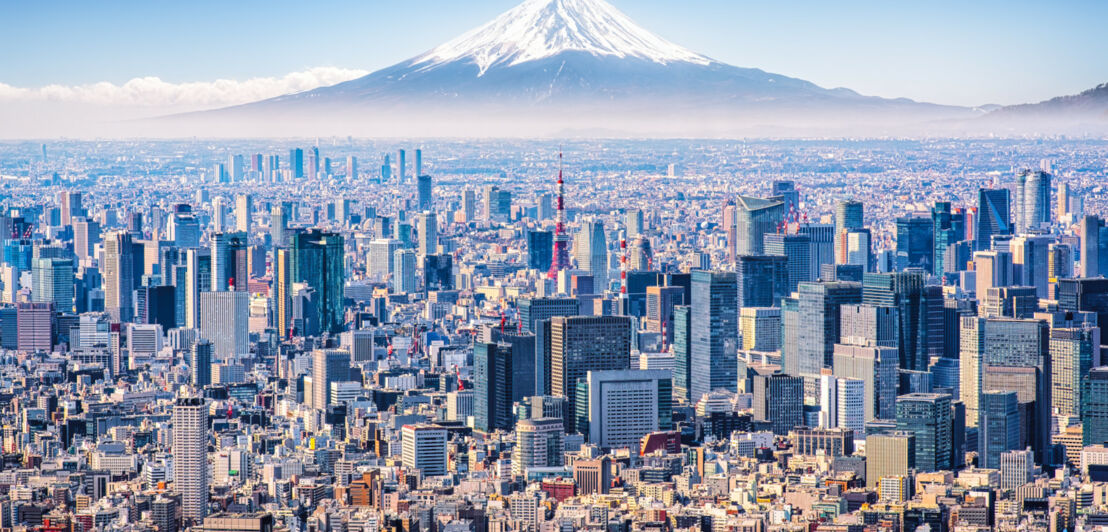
xmin=3 ymin=0 xmax=1106 ymax=106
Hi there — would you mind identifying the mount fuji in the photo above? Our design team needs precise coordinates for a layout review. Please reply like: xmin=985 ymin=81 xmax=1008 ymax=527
xmin=173 ymin=0 xmax=976 ymax=137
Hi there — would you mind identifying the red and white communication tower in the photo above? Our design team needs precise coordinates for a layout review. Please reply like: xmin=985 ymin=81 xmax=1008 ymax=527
xmin=619 ymin=230 xmax=629 ymax=300
xmin=547 ymin=152 xmax=571 ymax=280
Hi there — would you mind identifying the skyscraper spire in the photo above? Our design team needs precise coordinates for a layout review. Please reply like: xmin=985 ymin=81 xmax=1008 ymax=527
xmin=548 ymin=151 xmax=571 ymax=280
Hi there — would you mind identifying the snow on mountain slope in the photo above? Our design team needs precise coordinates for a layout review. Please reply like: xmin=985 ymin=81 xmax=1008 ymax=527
xmin=411 ymin=0 xmax=712 ymax=76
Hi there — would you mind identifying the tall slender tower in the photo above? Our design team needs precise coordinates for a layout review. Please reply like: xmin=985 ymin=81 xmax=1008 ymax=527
xmin=547 ymin=152 xmax=571 ymax=280
xmin=173 ymin=397 xmax=209 ymax=525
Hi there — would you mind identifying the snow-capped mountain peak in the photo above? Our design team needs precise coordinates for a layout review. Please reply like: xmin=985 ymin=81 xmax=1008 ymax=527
xmin=411 ymin=0 xmax=713 ymax=76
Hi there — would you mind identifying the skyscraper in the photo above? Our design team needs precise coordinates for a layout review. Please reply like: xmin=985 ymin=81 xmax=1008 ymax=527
xmin=895 ymin=393 xmax=953 ymax=472
xmin=932 ymin=202 xmax=966 ymax=277
xmin=270 ymin=204 xmax=289 ymax=247
xmin=866 ymin=432 xmax=915 ymax=489
xmin=199 ymin=290 xmax=249 ymax=359
xmin=1079 ymin=215 xmax=1103 ymax=278
xmin=752 ymin=372 xmax=804 ymax=435
xmin=575 ymin=220 xmax=608 ymax=290
xmin=1050 ymin=325 xmax=1100 ymax=419
xmin=979 ymin=390 xmax=1020 ymax=469
xmin=58 ymin=190 xmax=83 ymax=226
xmin=833 ymin=342 xmax=899 ymax=422
xmin=1011 ymin=235 xmax=1052 ymax=298
xmin=895 ymin=216 xmax=934 ymax=273
xmin=474 ymin=331 xmax=537 ymax=433
xmin=173 ymin=397 xmax=209 ymax=525
xmin=736 ymin=255 xmax=789 ymax=307
xmin=1015 ymin=169 xmax=1052 ymax=233
xmin=672 ymin=305 xmax=692 ymax=403
xmin=764 ymin=233 xmax=812 ymax=292
xmin=689 ymin=271 xmax=738 ymax=401
xmin=960 ymin=315 xmax=1051 ymax=460
xmin=625 ymin=208 xmax=644 ymax=239
xmin=834 ymin=200 xmax=865 ymax=264
xmin=190 ymin=339 xmax=212 ymax=387
xmin=401 ymin=424 xmax=447 ymax=479
xmin=73 ymin=217 xmax=100 ymax=263
xmin=289 ymin=148 xmax=304 ymax=179
xmin=210 ymin=232 xmax=248 ymax=292
xmin=1082 ymin=367 xmax=1108 ymax=446
xmin=527 ymin=230 xmax=553 ymax=272
xmin=184 ymin=248 xmax=211 ymax=329
xmin=549 ymin=316 xmax=632 ymax=433
xmin=416 ymin=212 xmax=437 ymax=256
xmin=289 ymin=230 xmax=345 ymax=333
xmin=104 ymin=230 xmax=135 ymax=323
xmin=346 ymin=155 xmax=358 ymax=181
xmin=977 ymin=188 xmax=1012 ymax=251
xmin=513 ymin=418 xmax=565 ymax=476
xmin=583 ymin=369 xmax=672 ymax=448
xmin=392 ymin=249 xmax=417 ymax=293
xmin=312 ymin=349 xmax=351 ymax=410
xmin=862 ymin=272 xmax=941 ymax=372
xmin=234 ymin=194 xmax=252 ymax=234
xmin=735 ymin=196 xmax=785 ymax=255
xmin=31 ymin=257 xmax=73 ymax=311
xmin=417 ymin=174 xmax=433 ymax=211
xmin=790 ymin=281 xmax=862 ymax=379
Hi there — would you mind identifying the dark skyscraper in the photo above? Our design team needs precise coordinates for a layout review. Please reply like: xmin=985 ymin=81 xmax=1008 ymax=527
xmin=790 ymin=281 xmax=862 ymax=377
xmin=417 ymin=174 xmax=433 ymax=211
xmin=932 ymin=202 xmax=966 ymax=277
xmin=895 ymin=393 xmax=953 ymax=472
xmin=290 ymin=230 xmax=345 ymax=334
xmin=862 ymin=272 xmax=941 ymax=371
xmin=549 ymin=316 xmax=632 ymax=433
xmin=289 ymin=148 xmax=304 ymax=179
xmin=476 ymin=326 xmax=537 ymax=433
xmin=895 ymin=215 xmax=934 ymax=273
xmin=689 ymin=271 xmax=738 ymax=402
xmin=753 ymin=372 xmax=804 ymax=435
xmin=190 ymin=339 xmax=211 ymax=387
xmin=527 ymin=230 xmax=553 ymax=272
xmin=737 ymin=255 xmax=789 ymax=308
xmin=977 ymin=188 xmax=1012 ymax=251
xmin=422 ymin=254 xmax=453 ymax=292
xmin=519 ymin=296 xmax=580 ymax=395
xmin=979 ymin=390 xmax=1020 ymax=469
xmin=474 ymin=342 xmax=517 ymax=433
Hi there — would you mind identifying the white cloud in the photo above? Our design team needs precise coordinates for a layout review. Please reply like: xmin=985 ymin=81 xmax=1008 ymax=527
xmin=0 ymin=66 xmax=368 ymax=109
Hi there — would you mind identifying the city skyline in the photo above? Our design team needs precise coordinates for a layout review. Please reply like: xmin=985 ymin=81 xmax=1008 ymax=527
xmin=2 ymin=0 xmax=1108 ymax=529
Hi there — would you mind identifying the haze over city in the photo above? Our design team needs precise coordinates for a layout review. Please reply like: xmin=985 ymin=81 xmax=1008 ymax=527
xmin=1 ymin=2 xmax=1108 ymax=532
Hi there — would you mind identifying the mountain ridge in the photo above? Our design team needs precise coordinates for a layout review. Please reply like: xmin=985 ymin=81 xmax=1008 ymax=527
xmin=166 ymin=0 xmax=980 ymax=137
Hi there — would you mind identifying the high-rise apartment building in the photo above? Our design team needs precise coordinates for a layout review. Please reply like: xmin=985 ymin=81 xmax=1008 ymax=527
xmin=173 ymin=397 xmax=209 ymax=524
